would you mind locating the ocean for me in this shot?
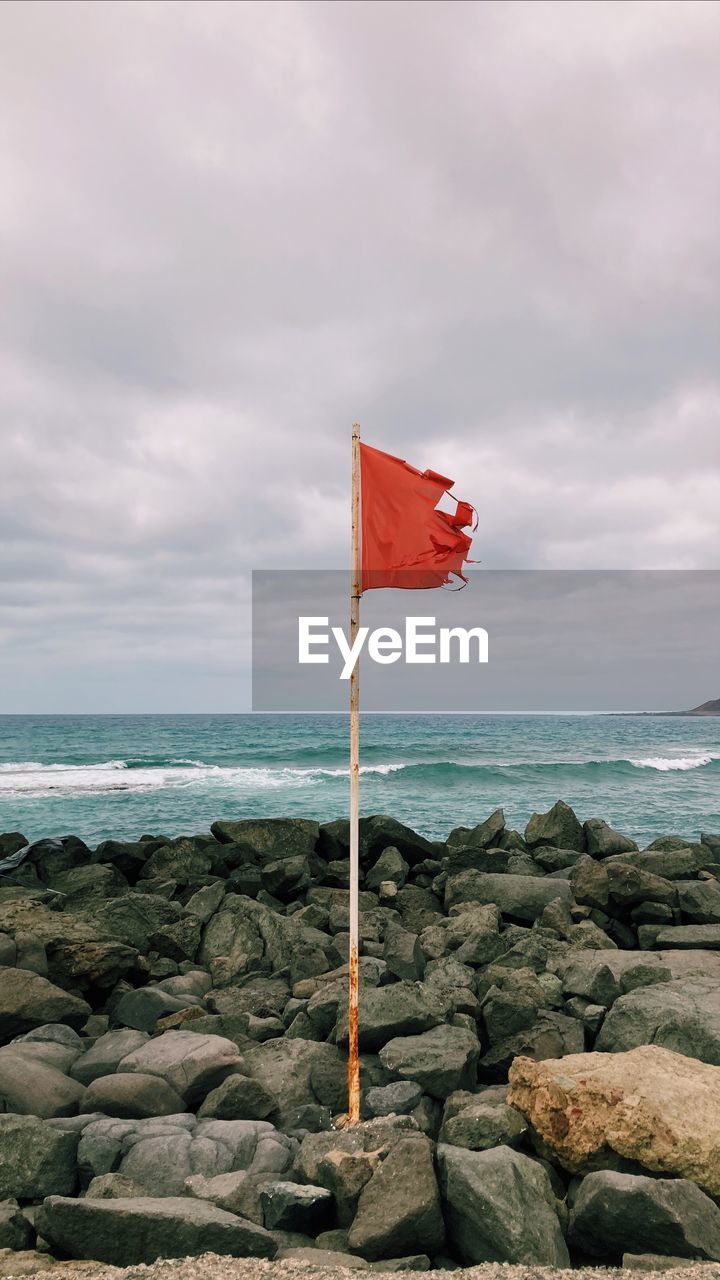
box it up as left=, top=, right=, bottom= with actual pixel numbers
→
left=1, top=713, right=719, bottom=849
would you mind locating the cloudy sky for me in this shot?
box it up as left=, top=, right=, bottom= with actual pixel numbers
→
left=1, top=0, right=719, bottom=712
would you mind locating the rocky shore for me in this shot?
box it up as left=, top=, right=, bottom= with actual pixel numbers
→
left=2, top=803, right=720, bottom=1274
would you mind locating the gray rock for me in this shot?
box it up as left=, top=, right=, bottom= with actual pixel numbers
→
left=80, top=1072, right=186, bottom=1118
left=444, top=872, right=571, bottom=920
left=595, top=979, right=720, bottom=1063
left=295, top=1117, right=420, bottom=1185
left=439, top=1099, right=527, bottom=1150
left=211, top=817, right=319, bottom=858
left=447, top=809, right=506, bottom=851
left=437, top=1143, right=569, bottom=1265
left=70, top=1029, right=150, bottom=1085
left=117, top=1029, right=242, bottom=1104
left=347, top=1136, right=444, bottom=1261
left=677, top=880, right=720, bottom=924
left=568, top=1170, right=720, bottom=1262
left=316, top=1150, right=380, bottom=1227
left=653, top=925, right=720, bottom=949
left=37, top=1194, right=277, bottom=1264
left=185, top=883, right=226, bottom=923
left=15, top=1023, right=84, bottom=1050
left=605, top=847, right=714, bottom=880
left=261, top=856, right=312, bottom=901
left=241, top=1039, right=344, bottom=1125
left=379, top=1024, right=479, bottom=1098
left=584, top=818, right=638, bottom=857
left=0, top=966, right=90, bottom=1038
left=114, top=986, right=205, bottom=1033
left=261, top=1180, right=333, bottom=1233
left=78, top=893, right=186, bottom=953
left=382, top=925, right=425, bottom=982
left=559, top=950, right=672, bottom=1007
left=0, top=1044, right=85, bottom=1118
left=85, top=1173, right=146, bottom=1199
left=364, top=1081, right=423, bottom=1117
left=0, top=1114, right=78, bottom=1199
left=525, top=801, right=585, bottom=852
left=199, top=893, right=327, bottom=986
left=336, top=982, right=449, bottom=1052
left=0, top=1199, right=33, bottom=1250
left=479, top=1010, right=584, bottom=1082
left=366, top=848, right=409, bottom=891
left=185, top=1170, right=258, bottom=1218
left=108, top=1117, right=294, bottom=1195
left=197, top=1073, right=276, bottom=1121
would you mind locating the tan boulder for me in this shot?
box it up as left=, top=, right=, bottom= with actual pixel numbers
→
left=508, top=1044, right=720, bottom=1195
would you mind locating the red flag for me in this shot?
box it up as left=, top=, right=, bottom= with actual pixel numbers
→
left=360, top=443, right=475, bottom=592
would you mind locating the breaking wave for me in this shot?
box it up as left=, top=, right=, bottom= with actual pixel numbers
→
left=0, top=750, right=718, bottom=796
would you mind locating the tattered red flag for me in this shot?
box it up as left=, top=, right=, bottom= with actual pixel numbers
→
left=360, top=443, right=475, bottom=592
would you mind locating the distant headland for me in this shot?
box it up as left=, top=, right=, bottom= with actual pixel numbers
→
left=630, top=696, right=720, bottom=717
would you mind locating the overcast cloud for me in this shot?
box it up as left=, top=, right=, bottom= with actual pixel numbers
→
left=1, top=0, right=719, bottom=711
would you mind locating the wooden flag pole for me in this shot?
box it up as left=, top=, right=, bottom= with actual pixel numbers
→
left=347, top=421, right=361, bottom=1125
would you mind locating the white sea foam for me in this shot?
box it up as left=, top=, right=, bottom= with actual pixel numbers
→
left=0, top=757, right=405, bottom=796
left=629, top=752, right=720, bottom=771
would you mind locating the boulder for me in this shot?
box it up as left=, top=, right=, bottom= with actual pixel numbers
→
left=0, top=1114, right=78, bottom=1198
left=508, top=1044, right=720, bottom=1194
left=0, top=967, right=90, bottom=1039
left=365, top=848, right=409, bottom=891
left=78, top=894, right=187, bottom=953
left=379, top=1025, right=479, bottom=1098
left=584, top=818, right=638, bottom=857
left=382, top=925, right=425, bottom=982
left=76, top=1115, right=294, bottom=1196
left=364, top=1081, right=423, bottom=1118
left=114, top=986, right=205, bottom=1033
left=444, top=872, right=571, bottom=920
left=0, top=1044, right=85, bottom=1117
left=525, top=801, right=585, bottom=852
left=241, top=1039, right=344, bottom=1124
left=211, top=817, right=319, bottom=857
left=70, top=1029, right=150, bottom=1085
left=652, top=925, right=720, bottom=949
left=37, top=1194, right=277, bottom=1264
left=197, top=1073, right=276, bottom=1121
left=0, top=1198, right=33, bottom=1251
left=199, top=893, right=326, bottom=985
left=439, top=1098, right=527, bottom=1150
left=437, top=1143, right=569, bottom=1265
left=605, top=847, right=713, bottom=880
left=559, top=950, right=672, bottom=1007
left=260, top=1181, right=333, bottom=1233
left=86, top=1173, right=146, bottom=1199
left=116, top=1030, right=242, bottom=1104
left=478, top=1010, right=584, bottom=1082
left=261, top=856, right=312, bottom=901
left=336, top=982, right=448, bottom=1052
left=595, top=979, right=720, bottom=1063
left=316, top=1150, right=380, bottom=1228
left=49, top=940, right=138, bottom=991
left=677, top=879, right=720, bottom=923
left=80, top=1072, right=186, bottom=1118
left=568, top=1170, right=720, bottom=1262
left=447, top=809, right=506, bottom=851
left=347, top=1136, right=444, bottom=1261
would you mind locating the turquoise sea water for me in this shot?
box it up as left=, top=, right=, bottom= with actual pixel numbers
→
left=1, top=714, right=719, bottom=848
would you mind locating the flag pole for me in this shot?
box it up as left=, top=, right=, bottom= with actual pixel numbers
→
left=348, top=421, right=361, bottom=1125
